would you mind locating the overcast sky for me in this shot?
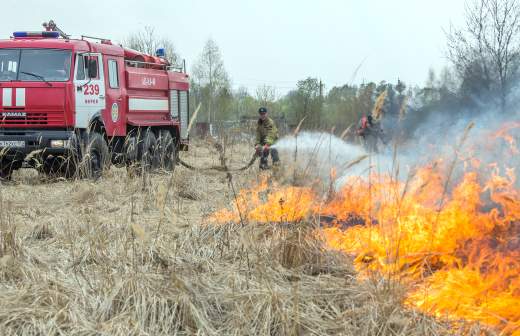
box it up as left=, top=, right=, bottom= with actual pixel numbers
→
left=1, top=0, right=466, bottom=95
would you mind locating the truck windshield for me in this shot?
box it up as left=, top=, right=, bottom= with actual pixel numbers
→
left=0, top=49, right=72, bottom=82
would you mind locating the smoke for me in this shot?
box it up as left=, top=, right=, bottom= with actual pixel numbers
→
left=272, top=105, right=520, bottom=190
left=272, top=132, right=392, bottom=186
left=273, top=132, right=366, bottom=173
left=404, top=105, right=520, bottom=167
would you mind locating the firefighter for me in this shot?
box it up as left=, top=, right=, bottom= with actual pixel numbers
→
left=357, top=114, right=386, bottom=153
left=255, top=107, right=280, bottom=170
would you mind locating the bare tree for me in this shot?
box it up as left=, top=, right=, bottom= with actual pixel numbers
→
left=256, top=85, right=277, bottom=111
left=192, top=39, right=230, bottom=123
left=447, top=0, right=520, bottom=112
left=124, top=26, right=180, bottom=65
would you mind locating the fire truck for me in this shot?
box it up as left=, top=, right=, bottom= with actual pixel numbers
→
left=0, top=22, right=189, bottom=179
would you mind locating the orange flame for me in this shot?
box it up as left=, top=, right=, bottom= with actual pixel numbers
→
left=210, top=177, right=316, bottom=223
left=491, top=121, right=520, bottom=155
left=320, top=166, right=519, bottom=334
left=211, top=134, right=520, bottom=334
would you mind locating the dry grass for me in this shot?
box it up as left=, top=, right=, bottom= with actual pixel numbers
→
left=0, top=138, right=473, bottom=335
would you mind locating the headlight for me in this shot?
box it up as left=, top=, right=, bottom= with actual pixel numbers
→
left=50, top=140, right=70, bottom=148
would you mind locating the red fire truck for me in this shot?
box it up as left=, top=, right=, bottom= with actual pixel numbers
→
left=0, top=23, right=189, bottom=180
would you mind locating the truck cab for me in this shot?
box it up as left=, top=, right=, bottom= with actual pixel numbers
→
left=0, top=29, right=189, bottom=180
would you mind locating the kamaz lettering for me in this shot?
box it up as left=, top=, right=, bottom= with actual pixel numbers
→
left=2, top=112, right=27, bottom=118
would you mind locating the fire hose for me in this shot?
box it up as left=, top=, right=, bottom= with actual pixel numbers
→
left=177, top=151, right=258, bottom=172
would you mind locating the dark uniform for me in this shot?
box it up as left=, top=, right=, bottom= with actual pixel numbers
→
left=255, top=108, right=280, bottom=170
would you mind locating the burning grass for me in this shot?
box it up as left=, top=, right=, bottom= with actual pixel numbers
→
left=210, top=130, right=520, bottom=335
left=211, top=168, right=519, bottom=334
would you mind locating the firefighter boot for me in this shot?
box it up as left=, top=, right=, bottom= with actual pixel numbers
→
left=259, top=150, right=270, bottom=170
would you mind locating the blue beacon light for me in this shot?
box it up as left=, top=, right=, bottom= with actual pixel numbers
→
left=13, top=31, right=60, bottom=38
left=156, top=48, right=165, bottom=57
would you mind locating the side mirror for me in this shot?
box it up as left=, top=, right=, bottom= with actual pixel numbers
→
left=88, top=59, right=98, bottom=78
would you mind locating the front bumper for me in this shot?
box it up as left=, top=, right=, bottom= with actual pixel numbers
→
left=0, top=129, right=75, bottom=160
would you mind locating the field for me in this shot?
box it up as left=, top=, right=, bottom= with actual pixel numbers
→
left=0, top=137, right=502, bottom=335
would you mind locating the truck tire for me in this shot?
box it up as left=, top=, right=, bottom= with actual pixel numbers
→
left=137, top=128, right=159, bottom=173
left=157, top=130, right=177, bottom=171
left=0, top=159, right=22, bottom=181
left=81, top=132, right=109, bottom=179
left=0, top=160, right=15, bottom=181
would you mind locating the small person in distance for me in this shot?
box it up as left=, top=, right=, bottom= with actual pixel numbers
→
left=254, top=107, right=280, bottom=170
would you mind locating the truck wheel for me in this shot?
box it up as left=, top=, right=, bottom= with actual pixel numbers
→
left=158, top=130, right=177, bottom=171
left=81, top=132, right=109, bottom=179
left=137, top=129, right=159, bottom=173
left=0, top=162, right=13, bottom=181
left=0, top=160, right=20, bottom=181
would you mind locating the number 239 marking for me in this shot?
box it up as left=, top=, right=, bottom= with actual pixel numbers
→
left=83, top=84, right=100, bottom=95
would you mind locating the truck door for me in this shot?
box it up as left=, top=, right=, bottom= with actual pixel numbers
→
left=103, top=56, right=125, bottom=136
left=73, top=53, right=106, bottom=129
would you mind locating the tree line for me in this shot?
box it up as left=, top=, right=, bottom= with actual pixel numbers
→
left=125, top=0, right=520, bottom=139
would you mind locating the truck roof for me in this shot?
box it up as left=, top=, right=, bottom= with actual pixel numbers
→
left=0, top=36, right=188, bottom=82
left=0, top=37, right=124, bottom=57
